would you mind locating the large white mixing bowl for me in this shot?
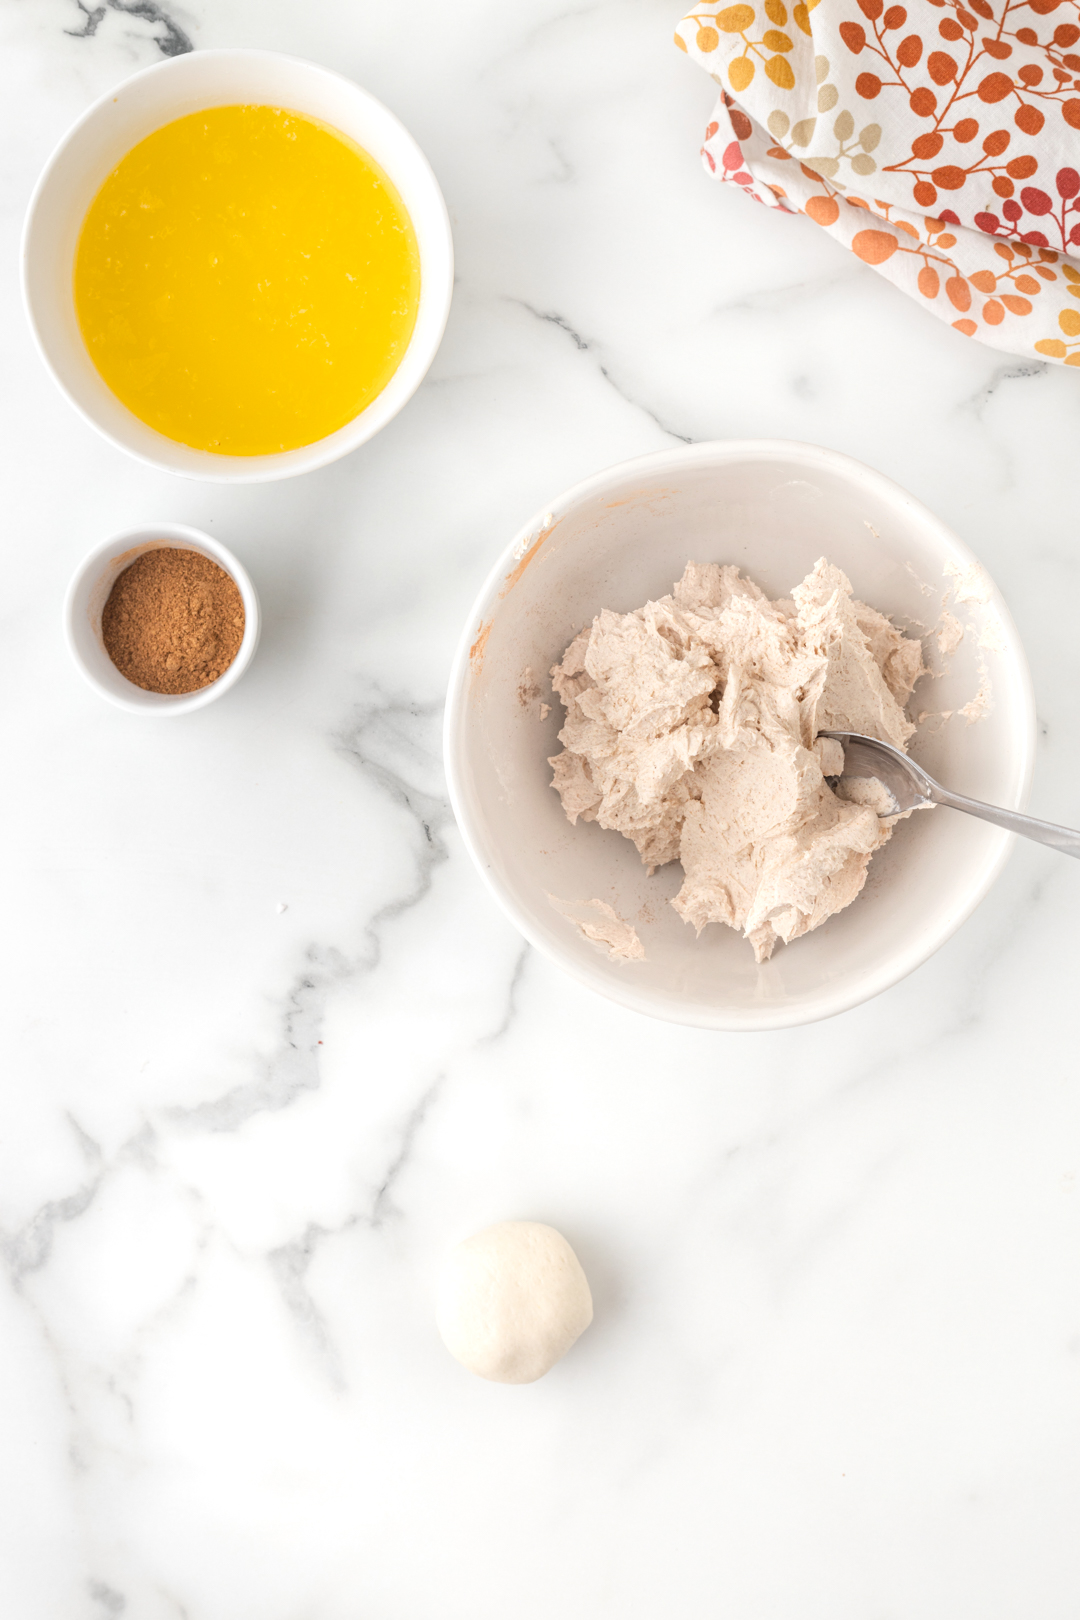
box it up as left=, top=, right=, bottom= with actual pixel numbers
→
left=444, top=441, right=1035, bottom=1031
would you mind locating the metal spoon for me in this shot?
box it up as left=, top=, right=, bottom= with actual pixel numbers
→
left=821, top=730, right=1080, bottom=859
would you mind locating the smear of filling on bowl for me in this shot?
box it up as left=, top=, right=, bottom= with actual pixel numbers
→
left=74, top=105, right=420, bottom=456
left=549, top=559, right=926, bottom=963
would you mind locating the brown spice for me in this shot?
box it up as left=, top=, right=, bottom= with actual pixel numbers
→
left=102, top=547, right=245, bottom=695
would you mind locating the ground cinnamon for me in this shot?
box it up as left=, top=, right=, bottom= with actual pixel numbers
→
left=101, top=547, right=245, bottom=695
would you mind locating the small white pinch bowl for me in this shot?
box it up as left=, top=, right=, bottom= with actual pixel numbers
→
left=64, top=523, right=260, bottom=717
left=22, top=49, right=453, bottom=483
left=444, top=440, right=1036, bottom=1031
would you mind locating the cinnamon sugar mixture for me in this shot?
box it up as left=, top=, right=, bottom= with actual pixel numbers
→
left=101, top=547, right=245, bottom=695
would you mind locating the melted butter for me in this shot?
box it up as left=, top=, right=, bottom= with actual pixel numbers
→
left=74, top=104, right=421, bottom=455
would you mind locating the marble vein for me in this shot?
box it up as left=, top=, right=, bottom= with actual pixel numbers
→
left=169, top=947, right=349, bottom=1134
left=169, top=695, right=451, bottom=1137
left=64, top=0, right=193, bottom=55
left=268, top=1224, right=346, bottom=1388
left=962, top=359, right=1047, bottom=420
left=369, top=1074, right=444, bottom=1228
left=88, top=1578, right=126, bottom=1616
left=515, top=299, right=694, bottom=442
left=1, top=1119, right=103, bottom=1284
left=478, top=942, right=530, bottom=1045
left=267, top=1074, right=444, bottom=1384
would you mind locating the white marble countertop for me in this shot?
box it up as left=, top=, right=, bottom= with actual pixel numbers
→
left=4, top=2, right=1080, bottom=1616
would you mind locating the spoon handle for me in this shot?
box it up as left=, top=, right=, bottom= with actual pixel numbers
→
left=931, top=787, right=1080, bottom=859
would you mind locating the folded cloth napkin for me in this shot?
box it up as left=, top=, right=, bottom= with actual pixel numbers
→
left=676, top=0, right=1080, bottom=363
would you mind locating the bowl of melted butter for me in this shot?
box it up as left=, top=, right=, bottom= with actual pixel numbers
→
left=23, top=50, right=453, bottom=481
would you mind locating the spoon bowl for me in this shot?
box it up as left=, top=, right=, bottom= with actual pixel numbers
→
left=825, top=731, right=1080, bottom=859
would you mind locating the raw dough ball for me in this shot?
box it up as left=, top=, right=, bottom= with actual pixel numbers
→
left=436, top=1221, right=593, bottom=1384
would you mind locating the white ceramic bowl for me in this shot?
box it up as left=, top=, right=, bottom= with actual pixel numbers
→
left=64, top=523, right=260, bottom=716
left=445, top=441, right=1036, bottom=1031
left=22, top=49, right=453, bottom=483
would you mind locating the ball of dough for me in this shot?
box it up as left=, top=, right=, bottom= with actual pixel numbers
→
left=436, top=1221, right=593, bottom=1384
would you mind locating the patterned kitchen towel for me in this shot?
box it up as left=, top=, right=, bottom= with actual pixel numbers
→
left=675, top=0, right=1080, bottom=363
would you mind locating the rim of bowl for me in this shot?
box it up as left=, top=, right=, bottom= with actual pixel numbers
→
left=64, top=523, right=261, bottom=716
left=444, top=438, right=1038, bottom=1031
left=21, top=49, right=454, bottom=484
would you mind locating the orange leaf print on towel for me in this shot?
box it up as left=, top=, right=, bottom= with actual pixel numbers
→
left=676, top=0, right=1080, bottom=364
